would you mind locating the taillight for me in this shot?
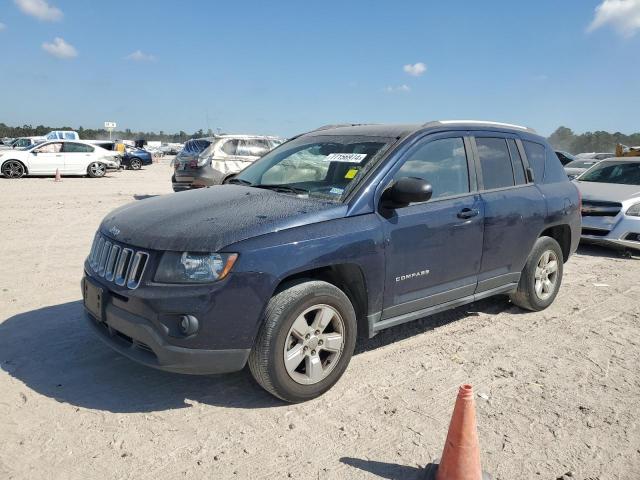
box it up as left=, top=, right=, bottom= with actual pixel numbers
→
left=189, top=160, right=197, bottom=168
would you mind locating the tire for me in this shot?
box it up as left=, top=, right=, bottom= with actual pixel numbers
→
left=510, top=236, right=564, bottom=311
left=87, top=162, right=106, bottom=178
left=2, top=160, right=26, bottom=179
left=248, top=280, right=357, bottom=403
left=129, top=158, right=142, bottom=170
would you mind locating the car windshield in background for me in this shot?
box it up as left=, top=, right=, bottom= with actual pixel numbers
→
left=566, top=160, right=599, bottom=169
left=578, top=160, right=640, bottom=185
left=234, top=135, right=394, bottom=201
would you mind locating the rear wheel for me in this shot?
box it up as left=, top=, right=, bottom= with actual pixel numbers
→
left=2, top=160, right=26, bottom=179
left=129, top=158, right=142, bottom=170
left=249, top=280, right=357, bottom=402
left=510, top=236, right=564, bottom=311
left=87, top=162, right=106, bottom=178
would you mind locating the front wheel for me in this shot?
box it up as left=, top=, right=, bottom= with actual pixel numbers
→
left=248, top=280, right=357, bottom=403
left=87, top=162, right=106, bottom=178
left=129, top=158, right=142, bottom=170
left=2, top=160, right=26, bottom=179
left=510, top=236, right=564, bottom=311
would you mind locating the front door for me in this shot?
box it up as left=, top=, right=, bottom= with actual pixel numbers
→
left=381, top=134, right=484, bottom=320
left=29, top=142, right=64, bottom=174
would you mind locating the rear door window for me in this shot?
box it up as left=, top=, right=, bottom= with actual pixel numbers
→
left=221, top=140, right=238, bottom=155
left=63, top=143, right=94, bottom=153
left=522, top=141, right=546, bottom=182
left=237, top=139, right=270, bottom=157
left=475, top=137, right=515, bottom=190
left=507, top=139, right=527, bottom=185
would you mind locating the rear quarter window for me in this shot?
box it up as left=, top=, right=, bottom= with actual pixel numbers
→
left=544, top=146, right=568, bottom=183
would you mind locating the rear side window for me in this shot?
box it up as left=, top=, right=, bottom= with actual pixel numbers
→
left=237, top=139, right=270, bottom=157
left=394, top=137, right=470, bottom=200
left=544, top=146, right=569, bottom=183
left=476, top=137, right=514, bottom=190
left=221, top=139, right=238, bottom=155
left=507, top=139, right=527, bottom=185
left=523, top=141, right=545, bottom=182
left=63, top=143, right=94, bottom=153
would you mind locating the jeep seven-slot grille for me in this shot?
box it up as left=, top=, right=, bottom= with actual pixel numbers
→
left=88, top=234, right=149, bottom=289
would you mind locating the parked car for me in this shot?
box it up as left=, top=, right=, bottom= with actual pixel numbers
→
left=0, top=136, right=45, bottom=150
left=82, top=121, right=580, bottom=402
left=564, top=159, right=602, bottom=179
left=575, top=158, right=640, bottom=251
left=1, top=140, right=119, bottom=179
left=555, top=150, right=575, bottom=166
left=45, top=130, right=80, bottom=141
left=575, top=152, right=615, bottom=161
left=172, top=135, right=284, bottom=192
left=121, top=146, right=153, bottom=170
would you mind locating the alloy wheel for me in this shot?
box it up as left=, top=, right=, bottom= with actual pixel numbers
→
left=2, top=161, right=25, bottom=179
left=283, top=304, right=345, bottom=385
left=534, top=250, right=559, bottom=300
left=90, top=162, right=106, bottom=177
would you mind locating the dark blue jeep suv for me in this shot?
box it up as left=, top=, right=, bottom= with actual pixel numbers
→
left=82, top=121, right=581, bottom=402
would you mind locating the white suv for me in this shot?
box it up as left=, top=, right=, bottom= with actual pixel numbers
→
left=1, top=140, right=120, bottom=179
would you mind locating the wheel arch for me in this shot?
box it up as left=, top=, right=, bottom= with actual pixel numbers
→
left=1, top=158, right=29, bottom=175
left=539, top=224, right=571, bottom=262
left=273, top=263, right=369, bottom=339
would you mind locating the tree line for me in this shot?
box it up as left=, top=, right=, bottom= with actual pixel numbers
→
left=548, top=126, right=640, bottom=154
left=0, top=123, right=218, bottom=143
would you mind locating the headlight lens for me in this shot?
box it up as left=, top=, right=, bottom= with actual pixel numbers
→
left=155, top=252, right=238, bottom=283
left=626, top=203, right=640, bottom=217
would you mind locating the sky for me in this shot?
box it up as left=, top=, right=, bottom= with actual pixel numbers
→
left=1, top=0, right=639, bottom=137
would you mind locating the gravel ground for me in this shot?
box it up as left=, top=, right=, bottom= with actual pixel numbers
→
left=1, top=161, right=639, bottom=480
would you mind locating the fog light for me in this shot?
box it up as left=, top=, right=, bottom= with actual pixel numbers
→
left=179, top=315, right=199, bottom=336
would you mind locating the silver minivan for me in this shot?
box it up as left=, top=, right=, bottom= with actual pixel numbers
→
left=172, top=135, right=283, bottom=192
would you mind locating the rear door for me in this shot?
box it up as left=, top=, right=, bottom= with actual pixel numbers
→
left=62, top=142, right=95, bottom=173
left=471, top=133, right=545, bottom=292
left=29, top=142, right=64, bottom=174
left=380, top=133, right=484, bottom=319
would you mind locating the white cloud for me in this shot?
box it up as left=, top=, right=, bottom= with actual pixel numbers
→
left=14, top=0, right=62, bottom=22
left=385, top=84, right=411, bottom=93
left=0, top=22, right=6, bottom=31
left=125, top=50, right=156, bottom=62
left=42, top=37, right=77, bottom=59
left=403, top=62, right=427, bottom=77
left=588, top=0, right=640, bottom=37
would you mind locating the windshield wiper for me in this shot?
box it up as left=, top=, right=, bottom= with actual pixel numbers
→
left=227, top=178, right=253, bottom=186
left=254, top=184, right=309, bottom=195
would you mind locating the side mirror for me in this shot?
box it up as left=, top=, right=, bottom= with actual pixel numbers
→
left=381, top=177, right=432, bottom=208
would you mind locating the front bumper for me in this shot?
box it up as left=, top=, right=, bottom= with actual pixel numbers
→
left=581, top=213, right=640, bottom=251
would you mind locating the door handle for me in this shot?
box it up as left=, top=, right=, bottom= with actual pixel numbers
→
left=55, top=154, right=62, bottom=157
left=457, top=208, right=479, bottom=219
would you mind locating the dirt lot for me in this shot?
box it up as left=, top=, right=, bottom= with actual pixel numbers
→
left=1, top=161, right=639, bottom=480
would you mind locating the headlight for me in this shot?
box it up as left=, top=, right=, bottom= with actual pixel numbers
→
left=626, top=203, right=640, bottom=217
left=155, top=252, right=238, bottom=283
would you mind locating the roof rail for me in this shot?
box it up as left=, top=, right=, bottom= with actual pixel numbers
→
left=310, top=123, right=374, bottom=132
left=423, top=120, right=537, bottom=133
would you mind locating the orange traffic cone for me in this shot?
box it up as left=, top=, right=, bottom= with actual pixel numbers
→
left=54, top=168, right=62, bottom=182
left=424, top=384, right=492, bottom=479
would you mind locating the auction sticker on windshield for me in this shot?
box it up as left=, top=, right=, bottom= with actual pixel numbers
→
left=325, top=153, right=367, bottom=163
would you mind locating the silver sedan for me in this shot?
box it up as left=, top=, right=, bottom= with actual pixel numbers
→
left=574, top=158, right=640, bottom=251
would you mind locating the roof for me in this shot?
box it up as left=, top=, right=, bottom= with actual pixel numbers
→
left=304, top=120, right=537, bottom=138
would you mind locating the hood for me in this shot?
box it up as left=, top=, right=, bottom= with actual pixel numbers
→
left=575, top=180, right=640, bottom=203
left=100, top=185, right=347, bottom=251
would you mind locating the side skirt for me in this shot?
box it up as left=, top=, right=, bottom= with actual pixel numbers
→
left=367, top=283, right=518, bottom=337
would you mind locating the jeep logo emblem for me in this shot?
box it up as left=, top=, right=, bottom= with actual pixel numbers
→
left=109, top=226, right=121, bottom=237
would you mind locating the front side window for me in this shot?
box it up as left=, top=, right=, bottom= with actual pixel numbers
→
left=476, top=137, right=514, bottom=190
left=34, top=142, right=62, bottom=153
left=394, top=137, right=470, bottom=199
left=234, top=135, right=394, bottom=201
left=579, top=161, right=640, bottom=185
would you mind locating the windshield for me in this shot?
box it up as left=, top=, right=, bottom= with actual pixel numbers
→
left=234, top=135, right=395, bottom=201
left=566, top=160, right=599, bottom=169
left=578, top=160, right=640, bottom=185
